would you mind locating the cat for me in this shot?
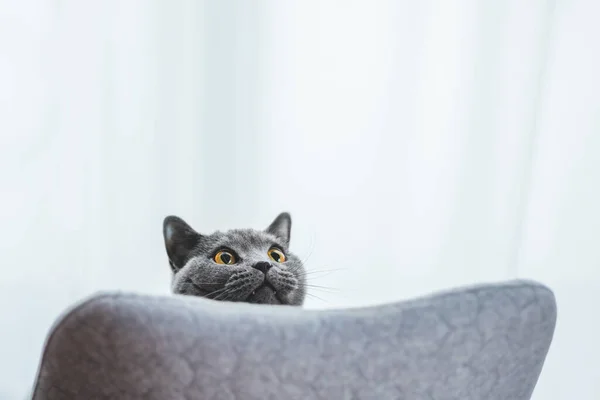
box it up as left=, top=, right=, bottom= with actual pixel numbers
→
left=162, top=212, right=306, bottom=306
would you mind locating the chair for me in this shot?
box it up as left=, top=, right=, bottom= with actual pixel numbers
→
left=31, top=280, right=556, bottom=399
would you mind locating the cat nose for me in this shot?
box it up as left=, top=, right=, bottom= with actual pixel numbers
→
left=253, top=261, right=272, bottom=274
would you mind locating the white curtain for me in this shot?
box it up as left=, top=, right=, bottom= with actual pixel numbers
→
left=1, top=1, right=598, bottom=398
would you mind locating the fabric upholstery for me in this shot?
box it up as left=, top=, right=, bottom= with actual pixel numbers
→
left=31, top=280, right=556, bottom=400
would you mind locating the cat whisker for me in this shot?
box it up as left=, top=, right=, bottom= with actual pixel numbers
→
left=304, top=292, right=330, bottom=304
left=211, top=289, right=235, bottom=301
left=296, top=269, right=349, bottom=282
left=297, top=267, right=349, bottom=276
left=184, top=277, right=229, bottom=287
left=299, top=232, right=316, bottom=264
left=299, top=283, right=340, bottom=293
left=204, top=287, right=231, bottom=299
left=191, top=282, right=228, bottom=286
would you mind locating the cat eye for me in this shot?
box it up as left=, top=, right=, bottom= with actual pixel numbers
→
left=214, top=250, right=236, bottom=265
left=268, top=247, right=286, bottom=263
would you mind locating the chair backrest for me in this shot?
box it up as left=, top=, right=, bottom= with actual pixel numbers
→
left=31, top=280, right=556, bottom=400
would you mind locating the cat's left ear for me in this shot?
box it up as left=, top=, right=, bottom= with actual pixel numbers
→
left=266, top=212, right=292, bottom=245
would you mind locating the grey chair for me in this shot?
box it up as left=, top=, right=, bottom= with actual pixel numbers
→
left=31, top=280, right=556, bottom=400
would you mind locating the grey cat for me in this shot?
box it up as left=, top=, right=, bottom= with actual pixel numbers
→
left=162, top=212, right=306, bottom=306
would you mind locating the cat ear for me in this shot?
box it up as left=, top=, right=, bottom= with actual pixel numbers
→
left=163, top=216, right=202, bottom=271
left=266, top=212, right=292, bottom=245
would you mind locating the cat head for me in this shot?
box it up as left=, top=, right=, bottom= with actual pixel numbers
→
left=162, top=212, right=306, bottom=306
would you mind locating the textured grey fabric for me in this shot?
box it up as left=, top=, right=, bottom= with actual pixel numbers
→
left=31, top=280, right=556, bottom=400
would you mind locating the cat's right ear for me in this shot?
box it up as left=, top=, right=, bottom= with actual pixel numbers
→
left=163, top=216, right=202, bottom=272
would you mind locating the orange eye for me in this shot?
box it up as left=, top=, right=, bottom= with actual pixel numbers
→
left=214, top=250, right=236, bottom=265
left=268, top=248, right=286, bottom=263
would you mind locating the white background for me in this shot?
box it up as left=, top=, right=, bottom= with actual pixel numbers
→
left=1, top=1, right=598, bottom=398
